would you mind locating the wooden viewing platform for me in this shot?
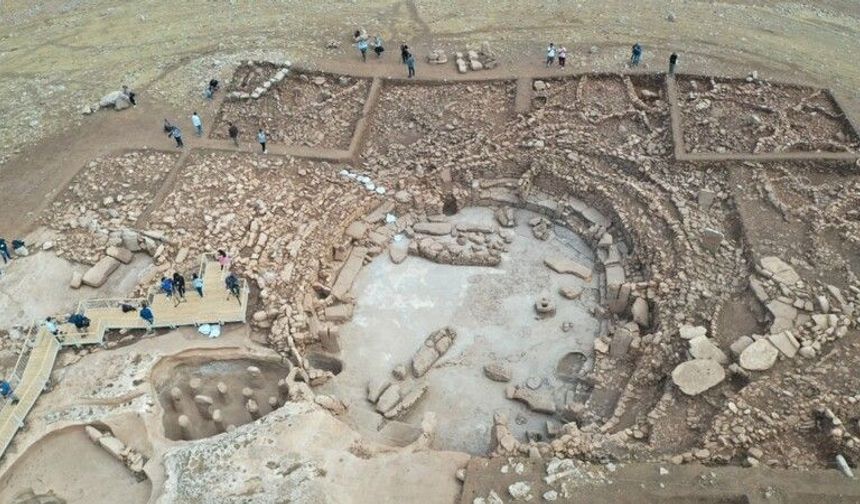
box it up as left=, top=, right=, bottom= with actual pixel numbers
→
left=0, top=255, right=249, bottom=459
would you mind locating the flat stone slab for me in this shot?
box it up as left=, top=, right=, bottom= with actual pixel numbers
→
left=324, top=303, right=353, bottom=322
left=605, top=263, right=625, bottom=288
left=82, top=256, right=121, bottom=287
left=484, top=363, right=512, bottom=382
left=544, top=256, right=592, bottom=281
left=688, top=336, right=729, bottom=364
left=767, top=331, right=800, bottom=358
left=739, top=339, right=780, bottom=371
left=331, top=247, right=368, bottom=301
left=672, top=359, right=725, bottom=396
left=345, top=221, right=368, bottom=240
left=414, top=222, right=453, bottom=236
left=679, top=325, right=707, bottom=340
left=761, top=256, right=800, bottom=285
left=106, top=246, right=133, bottom=264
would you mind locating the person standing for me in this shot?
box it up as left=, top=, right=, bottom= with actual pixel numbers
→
left=0, top=379, right=19, bottom=403
left=139, top=302, right=154, bottom=333
left=669, top=52, right=679, bottom=75
left=257, top=129, right=267, bottom=153
left=228, top=122, right=239, bottom=147
left=373, top=34, right=385, bottom=58
left=169, top=125, right=183, bottom=148
left=400, top=44, right=410, bottom=64
left=192, top=273, right=204, bottom=297
left=43, top=317, right=60, bottom=336
left=0, top=238, right=10, bottom=264
left=163, top=118, right=174, bottom=134
left=217, top=249, right=231, bottom=270
left=161, top=276, right=179, bottom=307
left=406, top=52, right=416, bottom=78
left=357, top=37, right=369, bottom=62
left=191, top=112, right=203, bottom=136
left=631, top=43, right=643, bottom=66
left=173, top=272, right=187, bottom=302
left=558, top=46, right=568, bottom=68
left=546, top=43, right=556, bottom=67
left=225, top=273, right=241, bottom=302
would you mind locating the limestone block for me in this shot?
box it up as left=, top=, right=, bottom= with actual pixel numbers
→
left=82, top=256, right=121, bottom=287
left=671, top=359, right=725, bottom=395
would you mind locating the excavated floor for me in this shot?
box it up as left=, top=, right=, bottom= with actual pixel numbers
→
left=323, top=207, right=601, bottom=454
left=0, top=426, right=151, bottom=504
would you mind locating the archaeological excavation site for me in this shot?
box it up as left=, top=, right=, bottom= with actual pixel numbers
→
left=2, top=27, right=860, bottom=504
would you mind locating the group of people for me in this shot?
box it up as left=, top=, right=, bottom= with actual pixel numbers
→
left=545, top=42, right=680, bottom=74
left=162, top=115, right=269, bottom=153
left=353, top=31, right=415, bottom=78
left=138, top=249, right=242, bottom=332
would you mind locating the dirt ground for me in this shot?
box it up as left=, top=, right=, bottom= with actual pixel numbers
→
left=2, top=0, right=860, bottom=239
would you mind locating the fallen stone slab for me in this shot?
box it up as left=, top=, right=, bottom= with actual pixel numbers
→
left=389, top=244, right=408, bottom=264
left=82, top=256, right=121, bottom=287
left=559, top=285, right=582, bottom=300
left=331, top=246, right=368, bottom=301
left=688, top=336, right=729, bottom=364
left=384, top=383, right=428, bottom=419
left=631, top=297, right=650, bottom=327
left=511, top=386, right=556, bottom=414
left=376, top=384, right=401, bottom=413
left=679, top=325, right=707, bottom=340
left=345, top=221, right=369, bottom=240
left=671, top=359, right=725, bottom=396
left=730, top=335, right=754, bottom=357
left=69, top=271, right=83, bottom=289
left=106, top=245, right=133, bottom=264
left=367, top=378, right=390, bottom=403
left=760, top=256, right=800, bottom=285
left=739, top=339, right=779, bottom=371
left=413, top=222, right=453, bottom=236
left=766, top=299, right=797, bottom=333
left=412, top=327, right=457, bottom=377
left=544, top=256, right=592, bottom=281
left=324, top=303, right=353, bottom=322
left=484, top=363, right=512, bottom=382
left=767, top=331, right=800, bottom=358
left=412, top=346, right=440, bottom=378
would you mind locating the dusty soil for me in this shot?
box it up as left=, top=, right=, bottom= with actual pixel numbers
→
left=0, top=426, right=151, bottom=504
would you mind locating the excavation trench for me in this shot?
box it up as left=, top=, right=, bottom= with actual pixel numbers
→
left=320, top=207, right=602, bottom=454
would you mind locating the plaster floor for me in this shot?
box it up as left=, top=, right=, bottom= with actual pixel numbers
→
left=325, top=207, right=600, bottom=454
left=0, top=248, right=153, bottom=330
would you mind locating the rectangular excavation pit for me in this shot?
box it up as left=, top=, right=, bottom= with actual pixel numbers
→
left=212, top=65, right=372, bottom=150
left=675, top=75, right=860, bottom=156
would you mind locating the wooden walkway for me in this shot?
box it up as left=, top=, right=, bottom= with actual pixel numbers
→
left=0, top=256, right=248, bottom=459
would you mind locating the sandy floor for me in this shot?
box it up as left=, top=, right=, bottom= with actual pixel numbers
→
left=325, top=207, right=600, bottom=454
left=0, top=242, right=153, bottom=328
left=0, top=426, right=151, bottom=504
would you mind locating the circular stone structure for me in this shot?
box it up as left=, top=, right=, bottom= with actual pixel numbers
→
left=321, top=207, right=600, bottom=454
